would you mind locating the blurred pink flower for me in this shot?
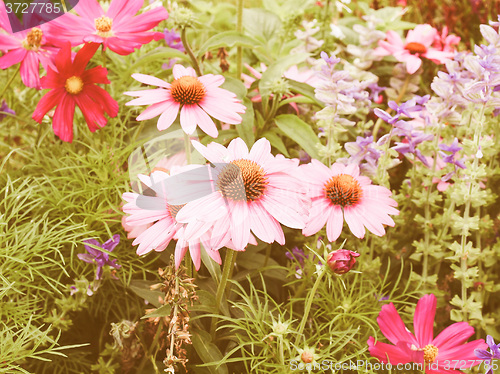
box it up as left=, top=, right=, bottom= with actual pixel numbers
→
left=375, top=24, right=457, bottom=74
left=368, top=294, right=487, bottom=372
left=301, top=161, right=399, bottom=241
left=125, top=65, right=246, bottom=137
left=0, top=22, right=59, bottom=89
left=45, top=0, right=168, bottom=55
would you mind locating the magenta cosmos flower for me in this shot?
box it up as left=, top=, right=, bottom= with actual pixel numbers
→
left=301, top=161, right=398, bottom=242
left=0, top=18, right=59, bottom=89
left=175, top=138, right=309, bottom=251
left=375, top=24, right=457, bottom=74
left=32, top=42, right=118, bottom=142
left=123, top=167, right=229, bottom=270
left=368, top=294, right=487, bottom=372
left=45, top=0, right=168, bottom=55
left=124, top=64, right=246, bottom=138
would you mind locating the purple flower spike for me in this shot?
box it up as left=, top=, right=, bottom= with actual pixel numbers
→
left=320, top=51, right=340, bottom=65
left=78, top=234, right=121, bottom=280
left=439, top=138, right=466, bottom=169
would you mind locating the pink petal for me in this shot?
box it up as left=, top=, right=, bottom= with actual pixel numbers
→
left=377, top=303, right=418, bottom=346
left=0, top=48, right=27, bottom=69
left=188, top=242, right=202, bottom=270
left=173, top=64, right=197, bottom=79
left=136, top=100, right=172, bottom=120
left=302, top=198, right=330, bottom=237
left=131, top=73, right=170, bottom=88
left=414, top=294, right=436, bottom=346
left=437, top=339, right=488, bottom=362
left=179, top=105, right=199, bottom=134
left=198, top=74, right=225, bottom=89
left=343, top=206, right=366, bottom=239
left=52, top=94, right=75, bottom=142
left=367, top=337, right=411, bottom=365
left=157, top=101, right=180, bottom=130
left=248, top=138, right=272, bottom=165
left=191, top=140, right=226, bottom=163
left=432, top=322, right=475, bottom=352
left=229, top=201, right=251, bottom=250
left=326, top=204, right=344, bottom=241
left=248, top=201, right=283, bottom=243
left=227, top=137, right=249, bottom=160
left=260, top=189, right=306, bottom=229
left=75, top=0, right=103, bottom=19
left=191, top=106, right=218, bottom=137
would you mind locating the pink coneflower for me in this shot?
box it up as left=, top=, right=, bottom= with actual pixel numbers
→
left=368, top=294, right=487, bottom=372
left=32, top=42, right=118, bottom=142
left=175, top=138, right=309, bottom=251
left=125, top=64, right=246, bottom=137
left=301, top=161, right=398, bottom=241
left=123, top=167, right=225, bottom=270
left=0, top=21, right=59, bottom=89
left=375, top=24, right=457, bottom=74
left=45, top=0, right=168, bottom=55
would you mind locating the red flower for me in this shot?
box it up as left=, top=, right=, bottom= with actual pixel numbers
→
left=368, top=294, right=487, bottom=373
left=33, top=42, right=118, bottom=142
left=326, top=249, right=360, bottom=274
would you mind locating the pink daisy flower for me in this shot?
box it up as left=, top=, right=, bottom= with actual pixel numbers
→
left=375, top=24, right=457, bottom=74
left=123, top=167, right=231, bottom=270
left=368, top=294, right=487, bottom=372
left=125, top=64, right=246, bottom=138
left=32, top=42, right=118, bottom=142
left=0, top=15, right=59, bottom=89
left=301, top=161, right=399, bottom=242
left=45, top=0, right=168, bottom=55
left=175, top=138, right=309, bottom=251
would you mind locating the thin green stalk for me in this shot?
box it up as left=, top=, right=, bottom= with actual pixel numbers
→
left=183, top=132, right=192, bottom=164
left=210, top=249, right=235, bottom=337
left=295, top=266, right=327, bottom=344
left=0, top=64, right=21, bottom=102
left=236, top=0, right=243, bottom=79
left=181, top=28, right=202, bottom=76
left=136, top=317, right=164, bottom=373
left=101, top=46, right=107, bottom=70
left=459, top=103, right=486, bottom=321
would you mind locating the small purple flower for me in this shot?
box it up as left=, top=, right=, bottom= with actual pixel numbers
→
left=0, top=100, right=15, bottom=121
left=320, top=51, right=340, bottom=66
left=475, top=335, right=500, bottom=374
left=164, top=29, right=184, bottom=52
left=78, top=235, right=121, bottom=280
left=439, top=138, right=466, bottom=169
left=285, top=247, right=307, bottom=266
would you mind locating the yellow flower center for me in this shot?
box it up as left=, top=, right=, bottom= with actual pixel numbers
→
left=405, top=42, right=427, bottom=55
left=217, top=160, right=268, bottom=202
left=65, top=76, right=84, bottom=95
left=170, top=76, right=206, bottom=105
left=323, top=174, right=363, bottom=207
left=24, top=28, right=43, bottom=50
left=95, top=16, right=113, bottom=36
left=423, top=344, right=439, bottom=363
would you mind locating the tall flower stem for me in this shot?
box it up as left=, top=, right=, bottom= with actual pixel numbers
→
left=295, top=266, right=327, bottom=344
left=210, top=248, right=236, bottom=337
left=459, top=103, right=486, bottom=321
left=236, top=0, right=244, bottom=79
left=183, top=132, right=192, bottom=164
left=0, top=64, right=21, bottom=102
left=181, top=28, right=202, bottom=76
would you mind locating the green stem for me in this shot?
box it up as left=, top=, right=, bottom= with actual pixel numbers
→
left=210, top=249, right=235, bottom=337
left=460, top=103, right=486, bottom=321
left=295, top=266, right=326, bottom=344
left=181, top=28, right=202, bottom=76
left=236, top=0, right=243, bottom=79
left=183, top=132, right=192, bottom=164
left=0, top=64, right=21, bottom=102
left=101, top=46, right=107, bottom=70
left=137, top=317, right=164, bottom=373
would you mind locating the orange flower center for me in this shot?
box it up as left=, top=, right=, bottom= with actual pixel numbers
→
left=423, top=344, right=438, bottom=363
left=95, top=16, right=113, bottom=36
left=168, top=203, right=185, bottom=219
left=217, top=160, right=268, bottom=202
left=24, top=28, right=43, bottom=49
left=170, top=76, right=206, bottom=105
left=65, top=76, right=84, bottom=95
left=324, top=174, right=362, bottom=207
left=405, top=42, right=427, bottom=55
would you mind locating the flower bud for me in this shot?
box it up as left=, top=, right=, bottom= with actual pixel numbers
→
left=326, top=249, right=360, bottom=274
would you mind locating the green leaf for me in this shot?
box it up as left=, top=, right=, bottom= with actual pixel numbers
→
left=200, top=244, right=221, bottom=283
left=127, top=48, right=188, bottom=73
left=286, top=79, right=324, bottom=107
left=274, top=114, right=319, bottom=159
left=141, top=304, right=171, bottom=319
left=197, top=31, right=260, bottom=57
left=221, top=76, right=247, bottom=99
left=191, top=328, right=228, bottom=374
left=259, top=53, right=310, bottom=97
left=129, top=280, right=164, bottom=308
left=243, top=8, right=282, bottom=44
left=261, top=130, right=289, bottom=156
left=237, top=98, right=255, bottom=148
